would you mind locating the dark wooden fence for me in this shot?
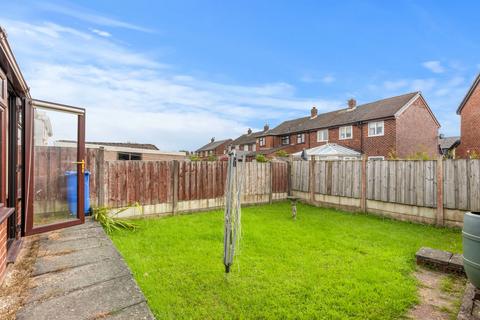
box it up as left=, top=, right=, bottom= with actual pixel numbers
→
left=33, top=147, right=289, bottom=215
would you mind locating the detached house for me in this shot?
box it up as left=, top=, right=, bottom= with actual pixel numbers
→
left=195, top=137, right=232, bottom=159
left=256, top=92, right=440, bottom=159
left=456, top=73, right=480, bottom=158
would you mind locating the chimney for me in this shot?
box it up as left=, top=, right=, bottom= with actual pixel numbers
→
left=348, top=98, right=357, bottom=109
left=264, top=124, right=269, bottom=132
left=310, top=106, right=318, bottom=118
left=211, top=137, right=215, bottom=143
left=247, top=128, right=252, bottom=135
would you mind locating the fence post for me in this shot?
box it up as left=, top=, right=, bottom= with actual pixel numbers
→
left=309, top=156, right=315, bottom=203
left=436, top=157, right=444, bottom=226
left=172, top=160, right=179, bottom=215
left=97, top=147, right=106, bottom=207
left=360, top=155, right=367, bottom=212
left=287, top=160, right=292, bottom=196
left=269, top=162, right=273, bottom=204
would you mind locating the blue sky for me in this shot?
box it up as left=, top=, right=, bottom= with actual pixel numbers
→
left=1, top=0, right=479, bottom=150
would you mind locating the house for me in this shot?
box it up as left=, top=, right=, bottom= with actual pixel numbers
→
left=230, top=126, right=269, bottom=152
left=195, top=137, right=232, bottom=159
left=256, top=92, right=440, bottom=160
left=438, top=136, right=460, bottom=158
left=0, top=26, right=88, bottom=283
left=55, top=140, right=186, bottom=161
left=456, top=73, right=480, bottom=158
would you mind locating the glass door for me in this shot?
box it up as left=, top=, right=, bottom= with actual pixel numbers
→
left=25, top=100, right=85, bottom=235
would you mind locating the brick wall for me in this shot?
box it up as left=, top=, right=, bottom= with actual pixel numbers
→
left=396, top=97, right=439, bottom=158
left=457, top=83, right=480, bottom=158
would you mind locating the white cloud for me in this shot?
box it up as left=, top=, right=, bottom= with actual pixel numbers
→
left=38, top=2, right=153, bottom=33
left=422, top=60, right=445, bottom=73
left=90, top=28, right=111, bottom=37
left=300, top=74, right=335, bottom=84
left=1, top=18, right=340, bottom=151
left=383, top=80, right=408, bottom=91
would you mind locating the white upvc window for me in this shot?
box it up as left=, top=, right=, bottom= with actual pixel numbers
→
left=235, top=145, right=240, bottom=150
left=339, top=126, right=353, bottom=140
left=252, top=144, right=256, bottom=151
left=243, top=145, right=249, bottom=151
left=259, top=137, right=266, bottom=147
left=296, top=133, right=305, bottom=144
left=368, top=121, right=384, bottom=137
left=368, top=156, right=385, bottom=160
left=317, top=129, right=328, bottom=142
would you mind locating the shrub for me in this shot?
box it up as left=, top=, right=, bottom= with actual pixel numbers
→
left=189, top=155, right=200, bottom=161
left=469, top=150, right=480, bottom=159
left=207, top=155, right=217, bottom=161
left=255, top=154, right=268, bottom=162
left=275, top=150, right=289, bottom=157
left=406, top=151, right=431, bottom=160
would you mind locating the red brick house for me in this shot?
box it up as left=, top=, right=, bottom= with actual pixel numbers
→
left=229, top=125, right=269, bottom=153
left=256, top=92, right=440, bottom=159
left=456, top=73, right=480, bottom=158
left=195, top=137, right=232, bottom=159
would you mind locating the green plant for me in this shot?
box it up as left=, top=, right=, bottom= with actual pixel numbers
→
left=275, top=150, right=289, bottom=157
left=93, top=204, right=139, bottom=234
left=406, top=151, right=431, bottom=160
left=189, top=155, right=200, bottom=161
left=207, top=155, right=217, bottom=161
left=255, top=154, right=268, bottom=162
left=469, top=150, right=480, bottom=159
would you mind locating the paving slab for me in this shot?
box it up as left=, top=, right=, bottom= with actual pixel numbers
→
left=27, top=259, right=131, bottom=303
left=33, top=244, right=120, bottom=276
left=17, top=275, right=146, bottom=320
left=40, top=226, right=105, bottom=242
left=17, top=219, right=154, bottom=319
left=37, top=236, right=111, bottom=255
left=105, top=302, right=155, bottom=320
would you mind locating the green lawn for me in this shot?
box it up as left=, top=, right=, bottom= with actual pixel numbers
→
left=109, top=202, right=462, bottom=320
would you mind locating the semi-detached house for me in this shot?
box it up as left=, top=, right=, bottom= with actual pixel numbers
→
left=256, top=92, right=440, bottom=160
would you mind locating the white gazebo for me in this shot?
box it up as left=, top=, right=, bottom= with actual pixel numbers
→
left=293, top=143, right=361, bottom=160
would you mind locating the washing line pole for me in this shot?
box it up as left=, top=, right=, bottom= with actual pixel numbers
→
left=223, top=150, right=245, bottom=273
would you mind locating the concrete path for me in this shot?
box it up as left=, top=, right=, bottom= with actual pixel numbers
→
left=16, top=219, right=155, bottom=320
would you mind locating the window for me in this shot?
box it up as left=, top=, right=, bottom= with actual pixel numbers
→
left=259, top=137, right=266, bottom=147
left=339, top=126, right=352, bottom=140
left=368, top=121, right=384, bottom=137
left=243, top=145, right=249, bottom=151
left=317, top=129, right=328, bottom=142
left=252, top=144, right=256, bottom=151
left=281, top=135, right=290, bottom=145
left=296, top=133, right=305, bottom=144
left=118, top=152, right=142, bottom=160
left=368, top=156, right=385, bottom=161
left=235, top=145, right=240, bottom=150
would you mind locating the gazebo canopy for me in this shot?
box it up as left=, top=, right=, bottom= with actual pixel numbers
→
left=293, top=143, right=361, bottom=159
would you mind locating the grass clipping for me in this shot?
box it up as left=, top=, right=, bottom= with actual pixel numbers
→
left=93, top=204, right=139, bottom=234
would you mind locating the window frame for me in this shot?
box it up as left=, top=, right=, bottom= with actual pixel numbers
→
left=317, top=129, right=328, bottom=142
left=296, top=133, right=305, bottom=144
left=281, top=135, right=290, bottom=145
left=339, top=126, right=353, bottom=140
left=258, top=137, right=266, bottom=147
left=368, top=121, right=384, bottom=137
